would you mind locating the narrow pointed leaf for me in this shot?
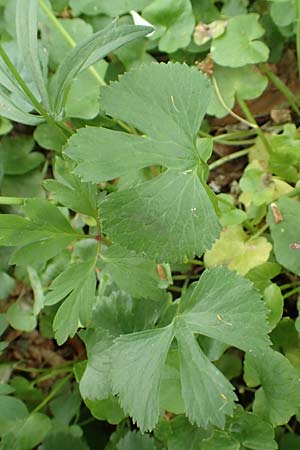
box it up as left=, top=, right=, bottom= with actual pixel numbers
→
left=53, top=21, right=152, bottom=115
left=16, top=0, right=50, bottom=110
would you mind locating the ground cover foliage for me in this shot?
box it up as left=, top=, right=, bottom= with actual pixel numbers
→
left=0, top=0, right=300, bottom=448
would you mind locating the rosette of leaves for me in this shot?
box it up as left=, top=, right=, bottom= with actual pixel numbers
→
left=65, top=62, right=221, bottom=262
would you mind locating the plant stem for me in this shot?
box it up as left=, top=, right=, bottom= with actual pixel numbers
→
left=213, top=130, right=258, bottom=141
left=259, top=63, right=300, bottom=116
left=236, top=96, right=273, bottom=154
left=0, top=45, right=70, bottom=139
left=214, top=138, right=256, bottom=146
left=283, top=286, right=300, bottom=300
left=30, top=367, right=74, bottom=386
left=208, top=148, right=249, bottom=170
left=168, top=285, right=183, bottom=293
left=39, top=0, right=105, bottom=85
left=32, top=373, right=73, bottom=413
left=211, top=75, right=258, bottom=129
left=280, top=281, right=300, bottom=291
left=0, top=196, right=27, bottom=205
left=172, top=274, right=200, bottom=280
left=187, top=259, right=204, bottom=266
left=249, top=223, right=269, bottom=241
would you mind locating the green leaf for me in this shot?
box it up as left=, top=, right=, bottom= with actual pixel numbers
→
left=41, top=17, right=93, bottom=71
left=6, top=301, right=36, bottom=332
left=50, top=388, right=81, bottom=425
left=65, top=63, right=212, bottom=181
left=246, top=262, right=281, bottom=293
left=202, top=431, right=239, bottom=450
left=159, top=349, right=185, bottom=414
left=0, top=271, right=16, bottom=300
left=65, top=63, right=220, bottom=261
left=175, top=319, right=236, bottom=428
left=112, top=325, right=174, bottom=431
left=166, top=415, right=208, bottom=450
left=65, top=65, right=106, bottom=120
left=1, top=169, right=45, bottom=200
left=34, top=123, right=66, bottom=152
left=204, top=225, right=272, bottom=276
left=0, top=135, right=44, bottom=175
left=207, top=65, right=268, bottom=118
left=143, top=0, right=195, bottom=53
left=269, top=124, right=300, bottom=182
left=108, top=267, right=269, bottom=431
left=270, top=0, right=296, bottom=29
left=44, top=158, right=98, bottom=218
left=117, top=431, right=156, bottom=450
left=211, top=14, right=269, bottom=67
left=244, top=347, right=300, bottom=425
left=0, top=396, right=28, bottom=436
left=0, top=199, right=82, bottom=265
left=16, top=0, right=50, bottom=110
left=0, top=87, right=43, bottom=126
left=44, top=260, right=95, bottom=306
left=69, top=0, right=151, bottom=16
left=267, top=197, right=300, bottom=274
left=279, top=434, right=300, bottom=450
left=39, top=432, right=90, bottom=450
left=263, top=283, right=283, bottom=331
left=79, top=329, right=113, bottom=400
left=180, top=267, right=270, bottom=352
left=53, top=20, right=152, bottom=116
left=202, top=407, right=277, bottom=450
left=101, top=244, right=168, bottom=300
left=101, top=170, right=220, bottom=262
left=15, top=412, right=52, bottom=450
left=53, top=269, right=96, bottom=345
left=85, top=397, right=124, bottom=424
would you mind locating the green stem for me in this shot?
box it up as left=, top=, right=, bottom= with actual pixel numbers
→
left=259, top=63, right=300, bottom=116
left=296, top=0, right=300, bottom=81
left=236, top=96, right=273, bottom=154
left=212, top=75, right=258, bottom=129
left=280, top=281, right=300, bottom=291
left=214, top=138, right=256, bottom=146
left=32, top=373, right=72, bottom=413
left=30, top=367, right=74, bottom=386
left=0, top=45, right=70, bottom=139
left=172, top=274, right=200, bottom=280
left=213, top=130, right=258, bottom=141
left=0, top=196, right=27, bottom=205
left=77, top=417, right=96, bottom=427
left=208, top=148, right=249, bottom=171
left=168, top=285, right=183, bottom=293
left=249, top=223, right=269, bottom=241
left=283, top=286, right=300, bottom=300
left=187, top=259, right=204, bottom=266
